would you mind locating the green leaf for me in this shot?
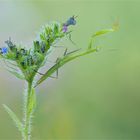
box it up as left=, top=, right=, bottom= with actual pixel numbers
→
left=34, top=48, right=97, bottom=87
left=7, top=69, right=25, bottom=80
left=3, top=104, right=23, bottom=133
left=2, top=60, right=25, bottom=80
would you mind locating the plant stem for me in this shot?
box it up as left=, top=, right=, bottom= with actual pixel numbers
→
left=23, top=81, right=33, bottom=140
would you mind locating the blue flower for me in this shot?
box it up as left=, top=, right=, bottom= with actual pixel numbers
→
left=65, top=16, right=76, bottom=26
left=1, top=47, right=8, bottom=54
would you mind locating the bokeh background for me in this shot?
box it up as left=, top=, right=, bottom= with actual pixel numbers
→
left=0, top=0, right=140, bottom=139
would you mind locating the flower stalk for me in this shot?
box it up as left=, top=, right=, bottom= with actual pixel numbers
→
left=23, top=81, right=34, bottom=140
left=0, top=16, right=117, bottom=139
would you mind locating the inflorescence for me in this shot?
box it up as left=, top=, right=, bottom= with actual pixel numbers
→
left=0, top=16, right=77, bottom=82
left=0, top=15, right=117, bottom=140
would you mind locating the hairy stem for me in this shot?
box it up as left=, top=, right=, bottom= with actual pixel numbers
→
left=23, top=81, right=34, bottom=140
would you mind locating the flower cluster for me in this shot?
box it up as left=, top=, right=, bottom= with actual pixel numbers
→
left=0, top=16, right=76, bottom=82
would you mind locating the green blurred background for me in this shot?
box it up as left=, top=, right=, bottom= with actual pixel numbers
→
left=0, top=0, right=140, bottom=139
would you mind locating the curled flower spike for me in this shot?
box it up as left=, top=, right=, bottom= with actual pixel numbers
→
left=5, top=38, right=15, bottom=50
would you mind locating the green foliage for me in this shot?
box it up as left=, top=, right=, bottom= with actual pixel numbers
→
left=3, top=104, right=23, bottom=133
left=1, top=19, right=116, bottom=84
left=7, top=69, right=25, bottom=80
left=35, top=26, right=116, bottom=87
left=0, top=16, right=116, bottom=140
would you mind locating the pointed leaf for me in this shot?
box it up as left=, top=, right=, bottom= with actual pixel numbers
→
left=7, top=69, right=25, bottom=80
left=3, top=104, right=23, bottom=133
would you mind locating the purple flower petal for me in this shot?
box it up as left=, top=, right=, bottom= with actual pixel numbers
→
left=62, top=25, right=68, bottom=32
